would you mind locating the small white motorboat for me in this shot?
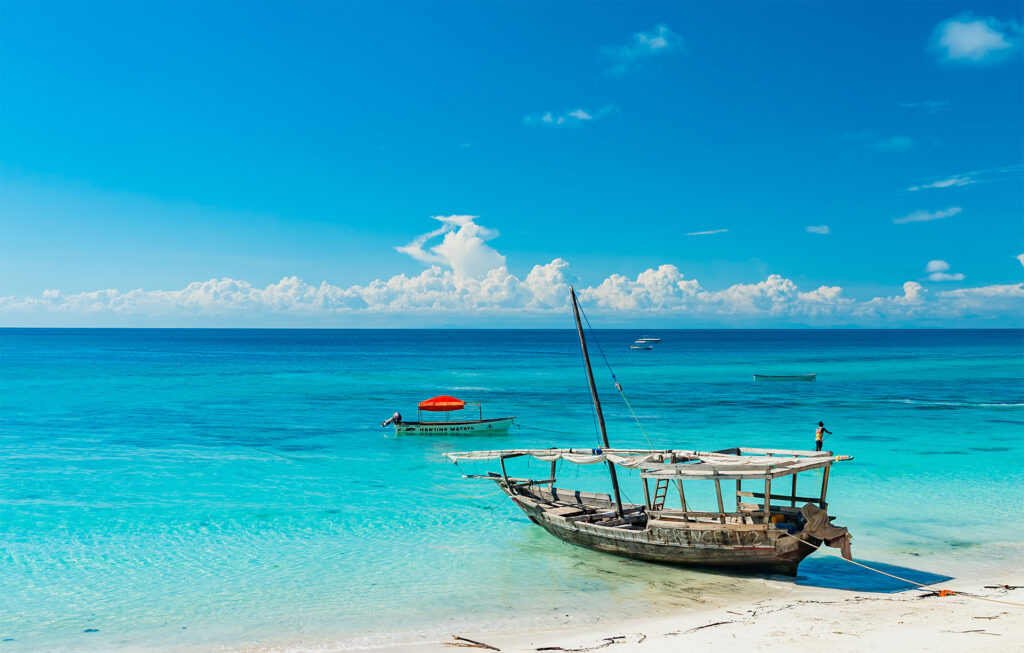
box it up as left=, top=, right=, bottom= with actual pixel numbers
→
left=634, top=335, right=661, bottom=344
left=629, top=345, right=653, bottom=350
left=382, top=395, right=515, bottom=435
left=753, top=374, right=817, bottom=382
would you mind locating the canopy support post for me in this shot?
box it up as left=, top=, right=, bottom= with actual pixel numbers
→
left=676, top=480, right=687, bottom=518
left=714, top=475, right=726, bottom=524
left=819, top=466, right=830, bottom=510
left=570, top=286, right=623, bottom=517
left=500, top=456, right=512, bottom=494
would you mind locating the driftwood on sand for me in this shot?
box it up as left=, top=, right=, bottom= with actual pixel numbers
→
left=446, top=635, right=500, bottom=650
left=536, top=635, right=626, bottom=651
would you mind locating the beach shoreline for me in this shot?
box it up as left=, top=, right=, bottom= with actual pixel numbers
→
left=361, top=572, right=1024, bottom=653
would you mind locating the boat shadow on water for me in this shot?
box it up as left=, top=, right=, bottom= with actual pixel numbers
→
left=792, top=555, right=952, bottom=593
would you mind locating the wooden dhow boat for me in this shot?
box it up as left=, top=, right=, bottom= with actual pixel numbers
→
left=446, top=446, right=851, bottom=575
left=446, top=289, right=851, bottom=575
left=382, top=395, right=515, bottom=435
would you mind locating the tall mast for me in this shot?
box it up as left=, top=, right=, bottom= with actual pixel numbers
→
left=570, top=286, right=624, bottom=517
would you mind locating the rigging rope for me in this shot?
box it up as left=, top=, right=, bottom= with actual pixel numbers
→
left=781, top=534, right=1024, bottom=608
left=577, top=302, right=657, bottom=451
left=615, top=389, right=657, bottom=452
left=517, top=424, right=583, bottom=437
left=428, top=483, right=507, bottom=501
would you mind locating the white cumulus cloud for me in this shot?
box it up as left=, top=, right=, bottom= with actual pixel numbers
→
left=908, top=176, right=974, bottom=192
left=806, top=225, right=830, bottom=235
left=907, top=164, right=1022, bottom=192
left=525, top=105, right=616, bottom=128
left=899, top=100, right=949, bottom=114
left=932, top=13, right=1021, bottom=63
left=939, top=284, right=1024, bottom=299
left=893, top=206, right=962, bottom=224
left=582, top=265, right=701, bottom=311
left=686, top=229, right=728, bottom=236
left=925, top=260, right=965, bottom=282
left=847, top=131, right=914, bottom=152
left=395, top=215, right=506, bottom=278
left=604, top=24, right=681, bottom=76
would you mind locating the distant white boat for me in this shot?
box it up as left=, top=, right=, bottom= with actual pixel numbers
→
left=629, top=345, right=653, bottom=350
left=753, top=374, right=817, bottom=382
left=634, top=335, right=661, bottom=344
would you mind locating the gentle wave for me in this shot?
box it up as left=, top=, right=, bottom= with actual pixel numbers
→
left=889, top=399, right=1024, bottom=408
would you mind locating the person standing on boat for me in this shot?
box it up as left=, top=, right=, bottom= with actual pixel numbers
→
left=815, top=421, right=831, bottom=451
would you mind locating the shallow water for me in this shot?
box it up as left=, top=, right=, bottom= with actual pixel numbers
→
left=1, top=328, right=1022, bottom=650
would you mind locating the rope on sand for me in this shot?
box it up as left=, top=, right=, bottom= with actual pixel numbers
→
left=782, top=534, right=1024, bottom=608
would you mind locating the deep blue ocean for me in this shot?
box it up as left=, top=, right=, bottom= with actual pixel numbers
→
left=1, top=328, right=1022, bottom=651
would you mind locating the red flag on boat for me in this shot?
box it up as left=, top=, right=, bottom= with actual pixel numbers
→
left=418, top=395, right=466, bottom=412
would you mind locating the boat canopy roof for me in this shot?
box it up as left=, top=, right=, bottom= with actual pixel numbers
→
left=419, top=395, right=466, bottom=412
left=444, top=447, right=846, bottom=480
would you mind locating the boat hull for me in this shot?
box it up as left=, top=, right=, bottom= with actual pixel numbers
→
left=506, top=485, right=817, bottom=575
left=394, top=417, right=515, bottom=435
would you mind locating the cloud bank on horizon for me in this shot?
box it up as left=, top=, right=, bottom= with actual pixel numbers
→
left=3, top=216, right=1022, bottom=327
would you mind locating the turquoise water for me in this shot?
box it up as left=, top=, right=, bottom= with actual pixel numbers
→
left=1, top=328, right=1022, bottom=651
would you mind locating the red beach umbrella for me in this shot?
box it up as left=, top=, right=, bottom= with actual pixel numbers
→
left=418, top=395, right=466, bottom=412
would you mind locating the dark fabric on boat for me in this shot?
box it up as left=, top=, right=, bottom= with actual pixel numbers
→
left=801, top=503, right=852, bottom=560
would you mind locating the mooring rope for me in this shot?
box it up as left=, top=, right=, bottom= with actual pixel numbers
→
left=245, top=445, right=346, bottom=471
left=517, top=424, right=583, bottom=436
left=782, top=534, right=1024, bottom=608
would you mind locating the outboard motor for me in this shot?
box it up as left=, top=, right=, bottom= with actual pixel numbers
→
left=381, top=412, right=402, bottom=428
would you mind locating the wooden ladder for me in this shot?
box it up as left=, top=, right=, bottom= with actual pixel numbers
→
left=651, top=478, right=670, bottom=510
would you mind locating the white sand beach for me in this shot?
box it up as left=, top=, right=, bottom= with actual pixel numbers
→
left=370, top=575, right=1024, bottom=653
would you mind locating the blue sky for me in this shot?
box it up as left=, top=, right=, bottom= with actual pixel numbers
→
left=1, top=1, right=1022, bottom=326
